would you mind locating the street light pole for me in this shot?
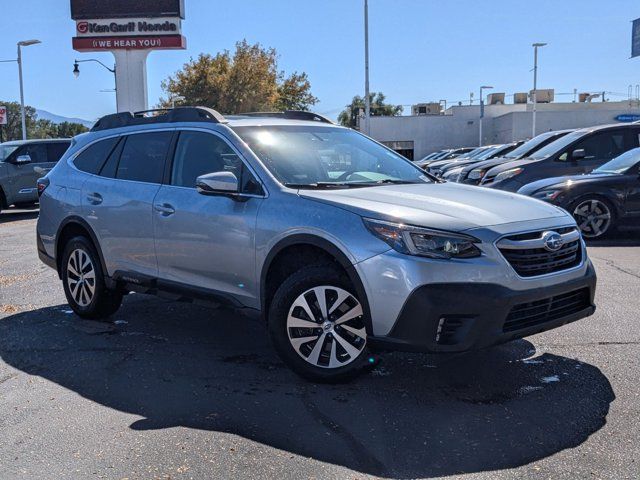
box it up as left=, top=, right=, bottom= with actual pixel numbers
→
left=17, top=39, right=41, bottom=141
left=364, top=0, right=371, bottom=135
left=479, top=85, right=493, bottom=146
left=74, top=59, right=118, bottom=109
left=531, top=42, right=547, bottom=138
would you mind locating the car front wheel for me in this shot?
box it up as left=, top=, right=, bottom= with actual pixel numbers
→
left=268, top=265, right=370, bottom=382
left=572, top=197, right=616, bottom=239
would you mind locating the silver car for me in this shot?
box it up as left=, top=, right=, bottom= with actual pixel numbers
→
left=36, top=108, right=596, bottom=382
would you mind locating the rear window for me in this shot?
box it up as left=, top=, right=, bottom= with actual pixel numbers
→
left=47, top=142, right=71, bottom=162
left=73, top=138, right=119, bottom=174
left=116, top=132, right=172, bottom=183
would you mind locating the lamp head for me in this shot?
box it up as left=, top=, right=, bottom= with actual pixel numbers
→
left=18, top=39, right=41, bottom=47
left=73, top=62, right=80, bottom=78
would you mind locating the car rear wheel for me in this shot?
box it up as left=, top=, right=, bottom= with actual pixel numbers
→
left=61, top=236, right=123, bottom=319
left=268, top=265, right=370, bottom=383
left=572, top=197, right=616, bottom=239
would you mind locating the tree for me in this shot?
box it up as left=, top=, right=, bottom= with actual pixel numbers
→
left=55, top=121, right=89, bottom=138
left=0, top=101, right=37, bottom=141
left=159, top=40, right=318, bottom=113
left=0, top=101, right=88, bottom=141
left=338, top=92, right=403, bottom=128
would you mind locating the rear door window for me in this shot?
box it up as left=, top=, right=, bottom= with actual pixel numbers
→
left=73, top=138, right=119, bottom=174
left=116, top=131, right=173, bottom=183
left=46, top=142, right=71, bottom=163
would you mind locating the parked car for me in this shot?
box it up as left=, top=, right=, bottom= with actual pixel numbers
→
left=519, top=147, right=640, bottom=238
left=481, top=124, right=640, bottom=191
left=417, top=146, right=487, bottom=170
left=37, top=107, right=596, bottom=382
left=0, top=139, right=71, bottom=213
left=440, top=141, right=524, bottom=181
left=457, top=130, right=574, bottom=185
left=425, top=145, right=498, bottom=176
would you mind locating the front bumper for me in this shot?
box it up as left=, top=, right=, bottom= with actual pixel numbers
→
left=368, top=262, right=596, bottom=353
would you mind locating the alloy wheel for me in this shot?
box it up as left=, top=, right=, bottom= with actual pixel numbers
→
left=287, top=286, right=366, bottom=369
left=573, top=199, right=612, bottom=239
left=66, top=248, right=96, bottom=307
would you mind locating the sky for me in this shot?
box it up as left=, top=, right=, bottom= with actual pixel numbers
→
left=1, top=0, right=639, bottom=122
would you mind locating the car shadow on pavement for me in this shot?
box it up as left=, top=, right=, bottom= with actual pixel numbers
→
left=0, top=210, right=39, bottom=224
left=0, top=294, right=615, bottom=479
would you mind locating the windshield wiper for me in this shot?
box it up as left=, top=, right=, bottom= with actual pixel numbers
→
left=284, top=182, right=366, bottom=189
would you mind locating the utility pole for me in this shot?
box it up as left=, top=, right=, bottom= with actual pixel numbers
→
left=479, top=85, right=493, bottom=146
left=16, top=40, right=41, bottom=140
left=364, top=0, right=371, bottom=135
left=531, top=42, right=546, bottom=138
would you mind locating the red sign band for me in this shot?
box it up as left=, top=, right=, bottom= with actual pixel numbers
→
left=72, top=35, right=186, bottom=51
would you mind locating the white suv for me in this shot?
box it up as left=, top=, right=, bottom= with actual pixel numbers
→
left=36, top=108, right=596, bottom=382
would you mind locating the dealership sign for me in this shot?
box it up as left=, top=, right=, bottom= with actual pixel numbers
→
left=76, top=17, right=181, bottom=37
left=71, top=0, right=184, bottom=19
left=0, top=106, right=7, bottom=126
left=73, top=35, right=186, bottom=51
left=633, top=18, right=640, bottom=58
left=615, top=114, right=640, bottom=122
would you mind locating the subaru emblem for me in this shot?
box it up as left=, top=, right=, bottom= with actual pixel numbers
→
left=543, top=231, right=563, bottom=252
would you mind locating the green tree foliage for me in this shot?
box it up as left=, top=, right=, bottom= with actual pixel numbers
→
left=159, top=40, right=318, bottom=113
left=338, top=92, right=403, bottom=128
left=0, top=101, right=88, bottom=141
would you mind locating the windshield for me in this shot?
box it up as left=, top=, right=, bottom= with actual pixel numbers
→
left=504, top=134, right=549, bottom=159
left=593, top=148, right=640, bottom=174
left=233, top=125, right=431, bottom=188
left=529, top=130, right=585, bottom=160
left=0, top=145, right=19, bottom=162
left=474, top=146, right=502, bottom=161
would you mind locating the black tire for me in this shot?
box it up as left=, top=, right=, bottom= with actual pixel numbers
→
left=570, top=195, right=617, bottom=240
left=61, top=236, right=123, bottom=319
left=268, top=265, right=370, bottom=383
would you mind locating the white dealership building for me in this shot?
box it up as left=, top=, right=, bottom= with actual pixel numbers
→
left=368, top=97, right=640, bottom=160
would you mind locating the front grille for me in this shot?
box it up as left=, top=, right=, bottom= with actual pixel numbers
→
left=497, top=228, right=583, bottom=277
left=503, top=288, right=590, bottom=333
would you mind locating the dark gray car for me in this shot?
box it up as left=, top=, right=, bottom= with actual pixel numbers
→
left=0, top=139, right=71, bottom=212
left=481, top=124, right=640, bottom=191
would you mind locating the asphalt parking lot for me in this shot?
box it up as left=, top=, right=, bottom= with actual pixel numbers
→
left=0, top=209, right=638, bottom=480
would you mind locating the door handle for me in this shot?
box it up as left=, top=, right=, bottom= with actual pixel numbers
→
left=86, top=193, right=103, bottom=205
left=154, top=203, right=175, bottom=216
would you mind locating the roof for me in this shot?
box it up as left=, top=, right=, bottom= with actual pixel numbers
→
left=89, top=107, right=336, bottom=133
left=225, top=117, right=340, bottom=128
left=1, top=138, right=72, bottom=146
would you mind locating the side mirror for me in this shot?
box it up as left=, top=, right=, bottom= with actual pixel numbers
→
left=15, top=154, right=32, bottom=165
left=196, top=171, right=239, bottom=196
left=571, top=149, right=586, bottom=161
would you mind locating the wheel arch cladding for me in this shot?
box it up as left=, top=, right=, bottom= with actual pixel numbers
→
left=260, top=234, right=373, bottom=334
left=55, top=217, right=107, bottom=279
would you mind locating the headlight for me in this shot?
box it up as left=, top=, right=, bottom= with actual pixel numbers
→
left=532, top=189, right=562, bottom=201
left=493, top=167, right=523, bottom=183
left=363, top=218, right=482, bottom=259
left=442, top=167, right=463, bottom=182
left=468, top=169, right=485, bottom=180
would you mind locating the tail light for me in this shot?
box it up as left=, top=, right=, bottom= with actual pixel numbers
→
left=37, top=177, right=49, bottom=197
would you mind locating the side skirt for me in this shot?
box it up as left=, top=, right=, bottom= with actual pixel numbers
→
left=110, top=270, right=248, bottom=309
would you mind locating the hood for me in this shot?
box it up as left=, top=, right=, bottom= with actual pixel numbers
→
left=461, top=157, right=510, bottom=174
left=518, top=172, right=620, bottom=195
left=485, top=157, right=542, bottom=177
left=298, top=182, right=567, bottom=232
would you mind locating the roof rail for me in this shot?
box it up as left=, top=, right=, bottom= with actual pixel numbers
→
left=239, top=110, right=334, bottom=124
left=90, top=106, right=227, bottom=132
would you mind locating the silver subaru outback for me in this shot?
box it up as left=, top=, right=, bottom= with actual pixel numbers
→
left=36, top=107, right=596, bottom=382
